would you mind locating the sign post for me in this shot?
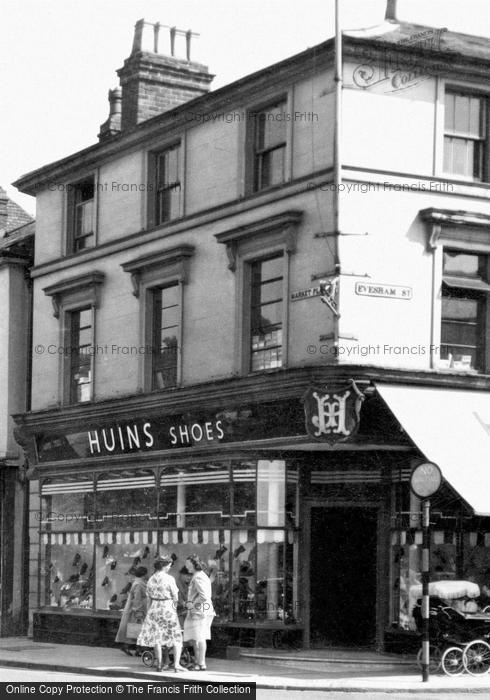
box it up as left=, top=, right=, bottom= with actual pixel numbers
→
left=410, top=461, right=443, bottom=683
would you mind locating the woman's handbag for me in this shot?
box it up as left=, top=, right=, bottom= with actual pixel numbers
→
left=126, top=622, right=142, bottom=639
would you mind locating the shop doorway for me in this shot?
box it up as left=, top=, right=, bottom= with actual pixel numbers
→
left=310, top=506, right=378, bottom=647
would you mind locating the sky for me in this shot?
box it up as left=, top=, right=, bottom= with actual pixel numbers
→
left=2, top=0, right=489, bottom=216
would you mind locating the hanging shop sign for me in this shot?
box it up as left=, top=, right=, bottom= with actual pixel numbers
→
left=355, top=282, right=412, bottom=299
left=302, top=380, right=365, bottom=445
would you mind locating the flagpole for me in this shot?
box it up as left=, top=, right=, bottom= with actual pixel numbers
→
left=333, top=0, right=342, bottom=335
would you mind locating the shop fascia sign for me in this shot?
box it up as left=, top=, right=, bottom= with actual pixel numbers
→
left=302, top=380, right=365, bottom=444
left=87, top=418, right=225, bottom=455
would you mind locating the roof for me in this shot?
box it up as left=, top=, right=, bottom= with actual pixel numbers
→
left=0, top=186, right=34, bottom=234
left=13, top=20, right=490, bottom=195
left=345, top=20, right=490, bottom=63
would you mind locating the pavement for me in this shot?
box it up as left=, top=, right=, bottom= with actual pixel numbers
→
left=0, top=637, right=490, bottom=692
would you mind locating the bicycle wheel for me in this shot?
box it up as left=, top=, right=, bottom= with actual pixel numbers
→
left=463, top=640, right=490, bottom=676
left=441, top=646, right=464, bottom=676
left=416, top=645, right=442, bottom=673
left=141, top=650, right=155, bottom=667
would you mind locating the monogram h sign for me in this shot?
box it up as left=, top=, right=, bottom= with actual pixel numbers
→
left=302, top=380, right=365, bottom=444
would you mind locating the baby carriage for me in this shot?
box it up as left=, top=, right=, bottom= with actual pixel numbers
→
left=139, top=644, right=194, bottom=670
left=410, top=580, right=490, bottom=676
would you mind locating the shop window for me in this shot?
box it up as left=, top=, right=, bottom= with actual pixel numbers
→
left=95, top=469, right=157, bottom=530
left=148, top=143, right=182, bottom=228
left=95, top=532, right=158, bottom=612
left=250, top=255, right=284, bottom=371
left=444, top=91, right=487, bottom=181
left=215, top=210, right=302, bottom=374
left=121, top=245, right=194, bottom=391
left=66, top=176, right=96, bottom=253
left=249, top=100, right=287, bottom=192
left=232, top=530, right=256, bottom=621
left=256, top=530, right=286, bottom=622
left=440, top=250, right=488, bottom=371
left=257, top=460, right=285, bottom=526
left=232, top=461, right=256, bottom=526
left=286, top=467, right=299, bottom=527
left=41, top=535, right=94, bottom=610
left=40, top=476, right=95, bottom=532
left=151, top=283, right=180, bottom=389
left=159, top=464, right=231, bottom=528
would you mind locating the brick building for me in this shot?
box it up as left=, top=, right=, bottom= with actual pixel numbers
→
left=12, top=5, right=490, bottom=651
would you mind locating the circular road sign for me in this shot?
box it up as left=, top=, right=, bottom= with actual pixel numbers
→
left=410, top=462, right=443, bottom=499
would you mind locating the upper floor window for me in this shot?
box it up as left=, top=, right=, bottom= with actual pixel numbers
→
left=155, top=144, right=181, bottom=225
left=152, top=283, right=180, bottom=389
left=250, top=254, right=284, bottom=371
left=68, top=178, right=95, bottom=253
left=69, top=307, right=93, bottom=403
left=252, top=101, right=287, bottom=192
left=444, top=92, right=487, bottom=181
left=441, top=250, right=488, bottom=371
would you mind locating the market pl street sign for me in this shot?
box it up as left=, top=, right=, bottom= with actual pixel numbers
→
left=302, top=380, right=365, bottom=445
left=355, top=282, right=412, bottom=300
left=290, top=286, right=321, bottom=301
left=410, top=461, right=443, bottom=499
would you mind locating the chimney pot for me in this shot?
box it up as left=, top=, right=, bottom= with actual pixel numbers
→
left=385, top=0, right=398, bottom=21
left=117, top=19, right=214, bottom=130
left=98, top=87, right=122, bottom=141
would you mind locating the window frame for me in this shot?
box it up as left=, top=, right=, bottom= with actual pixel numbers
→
left=440, top=251, right=488, bottom=372
left=65, top=174, right=98, bottom=254
left=150, top=282, right=181, bottom=391
left=442, top=87, right=489, bottom=183
left=67, top=306, right=94, bottom=404
left=215, top=210, right=302, bottom=375
left=43, top=271, right=104, bottom=405
left=421, top=207, right=490, bottom=373
left=244, top=93, right=292, bottom=196
left=147, top=141, right=184, bottom=229
left=121, top=245, right=194, bottom=392
left=248, top=253, right=285, bottom=373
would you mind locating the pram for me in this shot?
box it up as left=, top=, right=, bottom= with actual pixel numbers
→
left=139, top=644, right=194, bottom=669
left=410, top=580, right=490, bottom=676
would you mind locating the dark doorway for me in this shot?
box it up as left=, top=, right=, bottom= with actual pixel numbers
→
left=310, top=507, right=378, bottom=647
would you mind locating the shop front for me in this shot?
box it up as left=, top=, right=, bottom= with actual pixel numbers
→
left=14, top=373, right=490, bottom=654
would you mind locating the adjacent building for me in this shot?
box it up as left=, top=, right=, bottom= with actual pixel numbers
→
left=0, top=186, right=34, bottom=635
left=12, top=5, right=490, bottom=652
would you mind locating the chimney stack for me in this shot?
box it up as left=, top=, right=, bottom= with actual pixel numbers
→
left=385, top=0, right=398, bottom=22
left=116, top=19, right=214, bottom=131
left=98, top=88, right=122, bottom=141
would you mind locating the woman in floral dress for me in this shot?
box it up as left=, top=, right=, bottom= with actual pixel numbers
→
left=137, top=555, right=186, bottom=672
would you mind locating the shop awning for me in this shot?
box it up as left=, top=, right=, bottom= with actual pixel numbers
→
left=376, top=384, right=490, bottom=515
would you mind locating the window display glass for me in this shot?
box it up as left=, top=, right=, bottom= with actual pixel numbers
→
left=232, top=461, right=256, bottom=526
left=40, top=476, right=95, bottom=532
left=256, top=529, right=285, bottom=621
left=96, top=469, right=156, bottom=530
left=231, top=530, right=256, bottom=621
left=95, top=532, right=158, bottom=611
left=257, top=460, right=285, bottom=526
left=41, top=535, right=94, bottom=609
left=160, top=464, right=231, bottom=527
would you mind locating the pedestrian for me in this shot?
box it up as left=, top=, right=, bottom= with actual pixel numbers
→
left=183, top=555, right=215, bottom=671
left=115, top=566, right=148, bottom=656
left=137, top=555, right=187, bottom=673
